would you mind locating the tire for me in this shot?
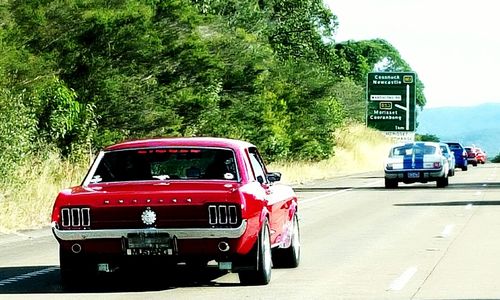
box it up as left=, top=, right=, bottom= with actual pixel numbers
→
left=448, top=168, right=455, bottom=176
left=462, top=165, right=468, bottom=171
left=59, top=248, right=94, bottom=289
left=272, top=214, right=300, bottom=268
left=384, top=178, right=398, bottom=189
left=238, top=219, right=272, bottom=286
left=436, top=176, right=448, bottom=188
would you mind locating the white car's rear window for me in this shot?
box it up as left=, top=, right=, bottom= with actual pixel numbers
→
left=391, top=144, right=437, bottom=157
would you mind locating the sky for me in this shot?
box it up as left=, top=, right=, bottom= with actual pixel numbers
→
left=325, top=0, right=500, bottom=108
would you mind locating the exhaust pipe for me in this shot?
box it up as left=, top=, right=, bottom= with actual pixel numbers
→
left=218, top=241, right=230, bottom=252
left=71, top=243, right=82, bottom=254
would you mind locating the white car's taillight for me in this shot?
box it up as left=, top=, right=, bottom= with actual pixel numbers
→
left=433, top=162, right=441, bottom=169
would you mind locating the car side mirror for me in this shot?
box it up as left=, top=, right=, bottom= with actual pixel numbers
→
left=267, top=172, right=282, bottom=183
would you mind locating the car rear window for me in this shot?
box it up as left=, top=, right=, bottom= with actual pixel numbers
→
left=89, top=148, right=238, bottom=183
left=446, top=143, right=462, bottom=150
left=391, top=144, right=436, bottom=157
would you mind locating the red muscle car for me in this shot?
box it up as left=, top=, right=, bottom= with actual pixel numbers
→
left=51, top=137, right=300, bottom=286
left=475, top=147, right=487, bottom=164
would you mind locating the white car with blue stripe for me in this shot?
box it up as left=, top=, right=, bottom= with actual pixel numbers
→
left=384, top=142, right=450, bottom=188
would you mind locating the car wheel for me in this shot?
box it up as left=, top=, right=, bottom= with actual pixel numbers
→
left=59, top=248, right=94, bottom=289
left=384, top=178, right=398, bottom=189
left=436, top=176, right=448, bottom=188
left=272, top=214, right=300, bottom=268
left=238, top=218, right=272, bottom=286
left=462, top=165, right=468, bottom=171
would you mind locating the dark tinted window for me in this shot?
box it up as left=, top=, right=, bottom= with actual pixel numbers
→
left=446, top=143, right=462, bottom=150
left=90, top=148, right=237, bottom=183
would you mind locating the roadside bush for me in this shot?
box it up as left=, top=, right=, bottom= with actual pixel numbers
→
left=491, top=153, right=500, bottom=163
left=0, top=89, right=37, bottom=179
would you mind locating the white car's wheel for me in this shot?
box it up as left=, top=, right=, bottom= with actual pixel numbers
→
left=385, top=178, right=398, bottom=188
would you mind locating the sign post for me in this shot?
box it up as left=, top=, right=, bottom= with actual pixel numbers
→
left=366, top=72, right=416, bottom=142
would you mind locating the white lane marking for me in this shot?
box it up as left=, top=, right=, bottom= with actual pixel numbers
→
left=388, top=266, right=418, bottom=291
left=465, top=203, right=473, bottom=210
left=0, top=267, right=58, bottom=286
left=439, top=224, right=455, bottom=238
left=475, top=191, right=482, bottom=196
left=301, top=179, right=379, bottom=204
left=301, top=188, right=352, bottom=204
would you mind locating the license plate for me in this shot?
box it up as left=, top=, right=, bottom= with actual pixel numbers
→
left=126, top=232, right=174, bottom=255
left=407, top=172, right=420, bottom=178
left=126, top=248, right=173, bottom=256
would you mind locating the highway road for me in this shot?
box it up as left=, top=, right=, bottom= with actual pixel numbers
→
left=1, top=163, right=499, bottom=299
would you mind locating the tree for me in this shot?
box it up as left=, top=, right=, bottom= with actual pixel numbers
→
left=491, top=153, right=500, bottom=163
left=415, top=133, right=440, bottom=142
left=335, top=39, right=427, bottom=108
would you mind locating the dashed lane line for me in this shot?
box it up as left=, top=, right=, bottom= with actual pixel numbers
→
left=0, top=267, right=58, bottom=286
left=388, top=266, right=418, bottom=291
left=439, top=224, right=455, bottom=238
left=301, top=179, right=380, bottom=204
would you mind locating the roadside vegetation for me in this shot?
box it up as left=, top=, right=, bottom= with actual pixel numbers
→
left=0, top=123, right=392, bottom=232
left=0, top=0, right=418, bottom=232
left=492, top=154, right=500, bottom=163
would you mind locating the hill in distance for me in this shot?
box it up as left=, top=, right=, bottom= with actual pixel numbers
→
left=416, top=103, right=500, bottom=157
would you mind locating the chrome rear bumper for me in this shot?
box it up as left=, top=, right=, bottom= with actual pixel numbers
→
left=52, top=220, right=247, bottom=241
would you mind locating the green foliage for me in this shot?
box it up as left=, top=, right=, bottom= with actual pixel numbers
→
left=415, top=133, right=440, bottom=142
left=0, top=89, right=37, bottom=177
left=492, top=154, right=500, bottom=163
left=266, top=60, right=344, bottom=160
left=266, top=0, right=338, bottom=61
left=1, top=0, right=427, bottom=164
left=17, top=76, right=97, bottom=157
left=331, top=78, right=365, bottom=122
left=335, top=39, right=427, bottom=108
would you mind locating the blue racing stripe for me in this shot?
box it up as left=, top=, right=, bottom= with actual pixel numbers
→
left=414, top=153, right=424, bottom=169
left=403, top=155, right=413, bottom=169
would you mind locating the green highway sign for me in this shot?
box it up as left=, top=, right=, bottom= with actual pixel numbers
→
left=366, top=72, right=416, bottom=132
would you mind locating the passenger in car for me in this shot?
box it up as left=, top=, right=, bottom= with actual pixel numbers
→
left=203, top=151, right=234, bottom=179
left=186, top=166, right=201, bottom=178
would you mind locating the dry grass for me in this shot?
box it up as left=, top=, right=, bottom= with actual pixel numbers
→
left=0, top=153, right=89, bottom=233
left=0, top=124, right=393, bottom=233
left=269, top=124, right=393, bottom=184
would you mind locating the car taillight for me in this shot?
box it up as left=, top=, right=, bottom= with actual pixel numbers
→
left=61, top=207, right=90, bottom=228
left=208, top=204, right=239, bottom=226
left=433, top=162, right=441, bottom=168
